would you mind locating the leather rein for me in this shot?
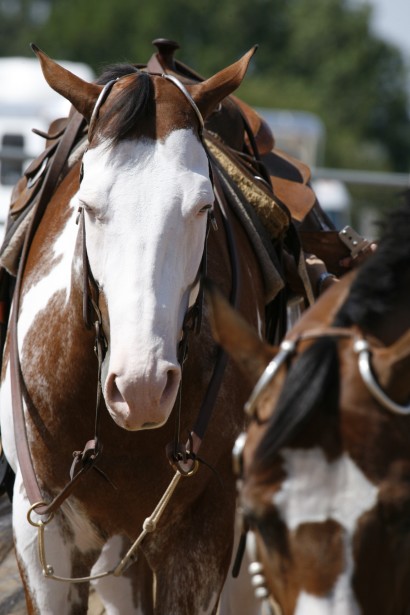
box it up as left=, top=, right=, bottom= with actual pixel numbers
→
left=9, top=73, right=242, bottom=535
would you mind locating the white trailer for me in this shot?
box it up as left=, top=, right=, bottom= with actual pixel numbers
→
left=0, top=57, right=94, bottom=233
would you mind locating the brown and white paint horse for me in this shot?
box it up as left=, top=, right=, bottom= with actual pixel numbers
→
left=0, top=46, right=272, bottom=614
left=208, top=194, right=410, bottom=615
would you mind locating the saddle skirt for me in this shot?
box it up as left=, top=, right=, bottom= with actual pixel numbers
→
left=205, top=134, right=288, bottom=303
left=0, top=116, right=86, bottom=276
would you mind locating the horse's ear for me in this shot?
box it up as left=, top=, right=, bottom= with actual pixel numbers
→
left=31, top=44, right=102, bottom=121
left=205, top=279, right=275, bottom=383
left=187, top=46, right=257, bottom=120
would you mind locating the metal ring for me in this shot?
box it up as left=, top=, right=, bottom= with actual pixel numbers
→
left=177, top=459, right=200, bottom=477
left=27, top=501, right=54, bottom=527
left=244, top=339, right=296, bottom=417
left=353, top=336, right=410, bottom=416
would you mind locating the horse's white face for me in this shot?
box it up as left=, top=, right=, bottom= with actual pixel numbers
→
left=77, top=128, right=213, bottom=430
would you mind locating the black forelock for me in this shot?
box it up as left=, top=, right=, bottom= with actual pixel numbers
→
left=95, top=65, right=154, bottom=143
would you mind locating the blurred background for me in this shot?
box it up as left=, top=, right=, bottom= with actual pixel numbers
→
left=0, top=0, right=409, bottom=236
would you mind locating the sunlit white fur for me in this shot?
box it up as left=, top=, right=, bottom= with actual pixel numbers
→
left=12, top=469, right=85, bottom=613
left=274, top=447, right=378, bottom=532
left=18, top=203, right=78, bottom=350
left=77, top=129, right=213, bottom=430
left=273, top=447, right=378, bottom=614
left=294, top=586, right=360, bottom=615
left=91, top=536, right=143, bottom=615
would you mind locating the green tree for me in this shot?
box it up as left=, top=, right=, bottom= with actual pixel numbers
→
left=1, top=0, right=409, bottom=172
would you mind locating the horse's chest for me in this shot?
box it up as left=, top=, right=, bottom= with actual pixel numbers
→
left=262, top=446, right=379, bottom=611
left=274, top=447, right=378, bottom=531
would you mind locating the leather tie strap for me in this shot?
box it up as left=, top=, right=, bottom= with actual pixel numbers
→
left=193, top=162, right=240, bottom=441
left=9, top=110, right=92, bottom=516
left=167, top=154, right=242, bottom=473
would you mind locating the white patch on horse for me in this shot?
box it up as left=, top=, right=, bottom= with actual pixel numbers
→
left=91, top=535, right=142, bottom=614
left=79, top=129, right=213, bottom=430
left=0, top=363, right=17, bottom=471
left=18, top=203, right=78, bottom=353
left=1, top=203, right=78, bottom=470
left=294, top=583, right=361, bottom=615
left=61, top=498, right=104, bottom=553
left=274, top=447, right=377, bottom=614
left=12, top=469, right=83, bottom=613
left=274, top=447, right=378, bottom=532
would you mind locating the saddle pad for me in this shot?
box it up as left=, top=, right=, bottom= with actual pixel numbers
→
left=205, top=137, right=290, bottom=240
left=205, top=136, right=287, bottom=303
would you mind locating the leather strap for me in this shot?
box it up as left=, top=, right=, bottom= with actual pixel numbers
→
left=9, top=110, right=89, bottom=515
left=193, top=161, right=240, bottom=441
left=166, top=154, right=242, bottom=472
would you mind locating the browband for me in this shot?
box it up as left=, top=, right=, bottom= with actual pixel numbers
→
left=162, top=74, right=204, bottom=134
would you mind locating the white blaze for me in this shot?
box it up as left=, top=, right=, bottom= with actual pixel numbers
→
left=77, top=129, right=213, bottom=430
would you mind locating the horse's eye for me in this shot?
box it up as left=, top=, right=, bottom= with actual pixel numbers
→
left=199, top=204, right=212, bottom=214
left=79, top=199, right=99, bottom=218
left=79, top=199, right=92, bottom=212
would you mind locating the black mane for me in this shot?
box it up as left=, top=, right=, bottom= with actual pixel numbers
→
left=252, top=337, right=340, bottom=478
left=334, top=190, right=410, bottom=330
left=95, top=64, right=154, bottom=142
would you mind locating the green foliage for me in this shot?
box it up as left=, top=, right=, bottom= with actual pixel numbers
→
left=1, top=0, right=409, bottom=172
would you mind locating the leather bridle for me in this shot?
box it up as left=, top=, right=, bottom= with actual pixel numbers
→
left=79, top=72, right=242, bottom=475
left=234, top=324, right=410, bottom=485
left=10, top=71, right=242, bottom=526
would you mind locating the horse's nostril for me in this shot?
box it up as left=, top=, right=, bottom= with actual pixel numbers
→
left=161, top=368, right=180, bottom=405
left=105, top=373, right=124, bottom=405
left=105, top=366, right=181, bottom=412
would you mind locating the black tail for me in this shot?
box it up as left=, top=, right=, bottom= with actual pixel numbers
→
left=253, top=337, right=339, bottom=479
